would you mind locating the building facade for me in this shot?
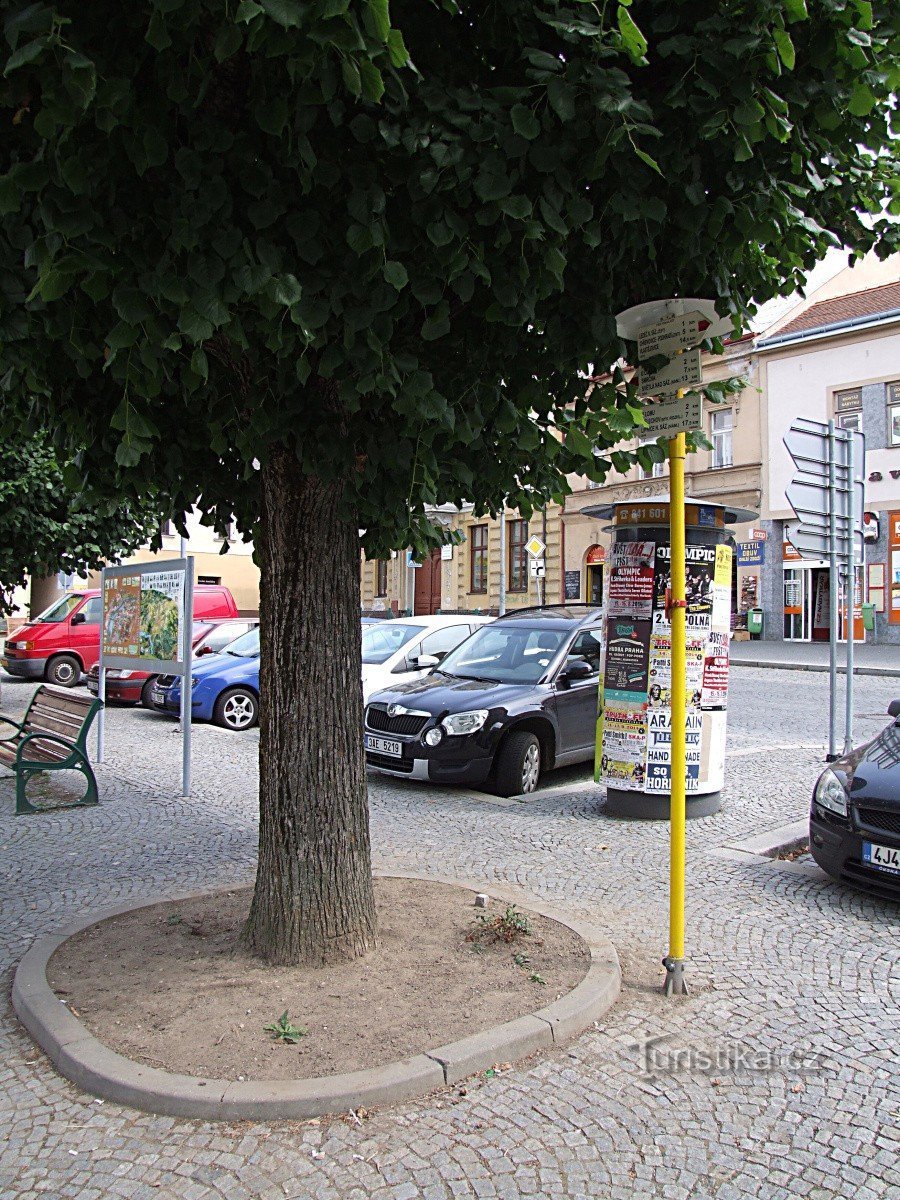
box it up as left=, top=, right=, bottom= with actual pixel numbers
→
left=757, top=270, right=900, bottom=644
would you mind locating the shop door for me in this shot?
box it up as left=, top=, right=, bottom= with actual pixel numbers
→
left=588, top=565, right=604, bottom=606
left=783, top=568, right=810, bottom=641
left=838, top=567, right=866, bottom=643
left=413, top=549, right=442, bottom=616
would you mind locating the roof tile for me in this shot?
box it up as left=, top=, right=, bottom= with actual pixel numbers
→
left=774, top=278, right=900, bottom=337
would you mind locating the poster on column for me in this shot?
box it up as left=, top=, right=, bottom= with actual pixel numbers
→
left=644, top=707, right=702, bottom=793
left=604, top=618, right=651, bottom=701
left=598, top=702, right=647, bottom=790
left=646, top=632, right=705, bottom=708
left=652, top=544, right=717, bottom=633
left=701, top=630, right=729, bottom=708
left=608, top=541, right=655, bottom=620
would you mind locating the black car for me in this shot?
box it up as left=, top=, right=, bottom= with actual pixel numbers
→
left=810, top=699, right=900, bottom=900
left=364, top=605, right=603, bottom=797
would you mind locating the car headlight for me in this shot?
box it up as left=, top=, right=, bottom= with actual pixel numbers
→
left=814, top=768, right=848, bottom=817
left=423, top=726, right=444, bottom=747
left=107, top=669, right=134, bottom=679
left=442, top=710, right=489, bottom=737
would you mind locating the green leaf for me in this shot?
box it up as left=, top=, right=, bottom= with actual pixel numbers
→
left=848, top=84, right=876, bottom=116
left=272, top=274, right=302, bottom=306
left=145, top=11, right=172, bottom=52
left=547, top=78, right=575, bottom=122
left=236, top=0, right=264, bottom=21
left=565, top=425, right=593, bottom=457
left=386, top=28, right=409, bottom=67
left=360, top=60, right=385, bottom=102
left=384, top=260, right=408, bottom=289
left=4, top=38, right=44, bottom=75
left=772, top=29, right=795, bottom=70
left=783, top=0, right=807, bottom=19
left=633, top=146, right=662, bottom=175
left=260, top=0, right=304, bottom=27
left=617, top=7, right=648, bottom=61
left=191, top=347, right=209, bottom=380
left=177, top=307, right=214, bottom=342
left=367, top=0, right=391, bottom=42
left=341, top=58, right=362, bottom=97
left=421, top=303, right=450, bottom=341
left=499, top=195, right=533, bottom=220
left=511, top=104, right=540, bottom=140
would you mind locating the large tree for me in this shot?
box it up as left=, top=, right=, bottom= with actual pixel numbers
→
left=1, top=0, right=897, bottom=963
left=0, top=434, right=164, bottom=615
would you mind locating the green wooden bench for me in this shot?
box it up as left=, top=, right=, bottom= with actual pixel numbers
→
left=0, top=685, right=103, bottom=815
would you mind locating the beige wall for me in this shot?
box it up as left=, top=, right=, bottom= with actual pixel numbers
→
left=446, top=507, right=562, bottom=612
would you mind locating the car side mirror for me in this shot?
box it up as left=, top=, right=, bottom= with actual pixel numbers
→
left=197, top=645, right=213, bottom=656
left=416, top=654, right=440, bottom=669
left=559, top=660, right=593, bottom=687
left=888, top=699, right=900, bottom=719
left=70, top=612, right=86, bottom=626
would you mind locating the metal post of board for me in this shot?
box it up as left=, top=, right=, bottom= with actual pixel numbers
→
left=181, top=558, right=194, bottom=799
left=843, top=434, right=855, bottom=757
left=664, top=429, right=688, bottom=997
left=498, top=507, right=507, bottom=616
left=97, top=566, right=106, bottom=763
left=826, top=422, right=839, bottom=762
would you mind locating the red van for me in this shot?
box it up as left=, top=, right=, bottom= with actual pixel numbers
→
left=1, top=585, right=239, bottom=687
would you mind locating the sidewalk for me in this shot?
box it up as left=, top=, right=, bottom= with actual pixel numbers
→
left=730, top=638, right=900, bottom=677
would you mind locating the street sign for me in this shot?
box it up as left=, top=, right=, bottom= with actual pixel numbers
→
left=407, top=552, right=422, bottom=568
left=641, top=393, right=703, bottom=439
left=637, top=312, right=706, bottom=360
left=529, top=558, right=546, bottom=578
left=637, top=348, right=702, bottom=399
left=525, top=536, right=546, bottom=558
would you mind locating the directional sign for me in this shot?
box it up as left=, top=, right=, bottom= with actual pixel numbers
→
left=637, top=312, right=706, bottom=361
left=783, top=419, right=865, bottom=560
left=525, top=535, right=546, bottom=558
left=529, top=558, right=546, bottom=578
left=637, top=348, right=702, bottom=399
left=640, top=393, right=703, bottom=439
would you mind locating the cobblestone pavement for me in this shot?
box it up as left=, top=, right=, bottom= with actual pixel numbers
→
left=1, top=669, right=898, bottom=1200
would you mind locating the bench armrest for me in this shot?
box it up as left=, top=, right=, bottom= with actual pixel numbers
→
left=16, top=730, right=81, bottom=767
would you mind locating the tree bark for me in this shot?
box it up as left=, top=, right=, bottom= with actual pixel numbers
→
left=242, top=446, right=377, bottom=966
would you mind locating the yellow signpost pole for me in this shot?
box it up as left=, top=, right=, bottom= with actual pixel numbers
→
left=664, top=429, right=688, bottom=995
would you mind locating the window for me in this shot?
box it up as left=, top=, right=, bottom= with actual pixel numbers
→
left=200, top=621, right=255, bottom=654
left=79, top=597, right=103, bottom=623
left=376, top=559, right=388, bottom=597
left=888, top=381, right=900, bottom=447
left=638, top=441, right=665, bottom=480
left=835, top=387, right=862, bottom=433
left=418, top=624, right=473, bottom=662
left=470, top=524, right=488, bottom=593
left=566, top=629, right=603, bottom=674
left=219, top=519, right=235, bottom=542
left=160, top=520, right=174, bottom=537
left=508, top=519, right=528, bottom=592
left=710, top=408, right=733, bottom=468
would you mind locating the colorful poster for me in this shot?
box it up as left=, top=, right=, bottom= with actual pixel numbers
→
left=701, top=630, right=729, bottom=708
left=604, top=618, right=651, bottom=701
left=646, top=632, right=704, bottom=708
left=102, top=568, right=185, bottom=663
left=608, top=541, right=655, bottom=620
left=644, top=707, right=702, bottom=793
left=653, top=544, right=717, bottom=633
left=598, top=702, right=647, bottom=790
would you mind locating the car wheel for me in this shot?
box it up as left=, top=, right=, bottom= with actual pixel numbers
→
left=46, top=654, right=81, bottom=688
left=494, top=731, right=541, bottom=797
left=141, top=677, right=158, bottom=709
left=213, top=687, right=259, bottom=731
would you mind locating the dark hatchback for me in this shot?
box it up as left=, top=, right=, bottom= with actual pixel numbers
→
left=810, top=699, right=900, bottom=900
left=364, top=605, right=603, bottom=797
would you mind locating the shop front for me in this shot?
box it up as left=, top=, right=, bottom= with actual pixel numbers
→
left=782, top=541, right=864, bottom=642
left=585, top=544, right=605, bottom=605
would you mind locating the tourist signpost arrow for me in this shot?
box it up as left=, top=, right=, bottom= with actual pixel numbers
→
left=637, top=347, right=702, bottom=399
left=784, top=418, right=865, bottom=758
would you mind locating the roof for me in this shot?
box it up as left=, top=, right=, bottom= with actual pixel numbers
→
left=496, top=604, right=603, bottom=626
left=770, top=279, right=900, bottom=339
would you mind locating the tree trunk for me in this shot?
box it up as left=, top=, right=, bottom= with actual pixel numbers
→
left=242, top=446, right=377, bottom=966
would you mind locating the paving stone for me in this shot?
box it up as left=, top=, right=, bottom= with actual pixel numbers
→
left=0, top=669, right=895, bottom=1199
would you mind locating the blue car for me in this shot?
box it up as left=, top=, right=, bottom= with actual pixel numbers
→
left=157, top=627, right=260, bottom=731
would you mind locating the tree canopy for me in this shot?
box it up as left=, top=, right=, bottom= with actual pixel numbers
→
left=0, top=434, right=163, bottom=615
left=2, top=0, right=897, bottom=549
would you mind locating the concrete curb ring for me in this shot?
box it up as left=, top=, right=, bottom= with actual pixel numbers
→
left=12, top=872, right=621, bottom=1121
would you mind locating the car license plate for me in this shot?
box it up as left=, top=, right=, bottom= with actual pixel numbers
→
left=862, top=841, right=900, bottom=876
left=364, top=734, right=402, bottom=757
left=151, top=689, right=165, bottom=705
left=87, top=680, right=98, bottom=694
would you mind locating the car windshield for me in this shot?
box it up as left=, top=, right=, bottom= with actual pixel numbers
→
left=361, top=623, right=425, bottom=665
left=34, top=594, right=84, bottom=623
left=223, top=628, right=260, bottom=658
left=438, top=624, right=569, bottom=684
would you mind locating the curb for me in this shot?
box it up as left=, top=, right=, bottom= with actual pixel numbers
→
left=12, top=873, right=621, bottom=1122
left=730, top=658, right=900, bottom=678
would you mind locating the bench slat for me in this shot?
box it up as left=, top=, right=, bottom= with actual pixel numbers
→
left=32, top=693, right=93, bottom=717
left=25, top=711, right=83, bottom=739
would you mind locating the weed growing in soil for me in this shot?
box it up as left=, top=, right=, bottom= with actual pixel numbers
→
left=264, top=1012, right=308, bottom=1044
left=468, top=905, right=532, bottom=946
left=529, top=972, right=546, bottom=985
left=513, top=952, right=531, bottom=967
